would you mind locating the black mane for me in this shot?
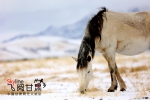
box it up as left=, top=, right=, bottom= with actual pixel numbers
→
left=77, top=7, right=107, bottom=69
left=87, top=7, right=107, bottom=57
left=88, top=7, right=107, bottom=41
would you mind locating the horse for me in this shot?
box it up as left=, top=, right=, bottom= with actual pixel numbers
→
left=72, top=7, right=150, bottom=94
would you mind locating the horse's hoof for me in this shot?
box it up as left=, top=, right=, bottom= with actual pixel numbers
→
left=107, top=89, right=114, bottom=92
left=120, top=88, right=126, bottom=91
left=114, top=85, right=118, bottom=90
left=81, top=91, right=85, bottom=94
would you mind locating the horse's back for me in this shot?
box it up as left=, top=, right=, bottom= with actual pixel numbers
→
left=106, top=11, right=150, bottom=34
left=101, top=11, right=150, bottom=55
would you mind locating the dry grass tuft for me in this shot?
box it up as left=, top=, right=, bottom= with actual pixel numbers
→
left=119, top=65, right=149, bottom=74
left=101, top=65, right=150, bottom=74
left=88, top=87, right=100, bottom=93
left=128, top=71, right=150, bottom=98
left=0, top=88, right=10, bottom=94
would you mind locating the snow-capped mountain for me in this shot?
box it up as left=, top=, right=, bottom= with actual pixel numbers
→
left=2, top=15, right=91, bottom=44
left=41, top=16, right=91, bottom=39
left=0, top=14, right=92, bottom=61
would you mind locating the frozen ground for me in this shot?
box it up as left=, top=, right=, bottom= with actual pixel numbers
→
left=0, top=52, right=150, bottom=100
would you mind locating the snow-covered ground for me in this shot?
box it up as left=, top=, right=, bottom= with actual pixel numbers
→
left=0, top=52, right=150, bottom=100
left=0, top=36, right=81, bottom=61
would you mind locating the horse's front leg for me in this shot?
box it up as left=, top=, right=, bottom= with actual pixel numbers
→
left=115, top=64, right=126, bottom=91
left=103, top=53, right=118, bottom=92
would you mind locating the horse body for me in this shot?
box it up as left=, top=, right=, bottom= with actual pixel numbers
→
left=96, top=11, right=150, bottom=56
left=74, top=7, right=150, bottom=94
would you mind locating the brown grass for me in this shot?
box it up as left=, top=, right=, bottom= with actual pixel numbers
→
left=119, top=65, right=149, bottom=73
left=87, top=87, right=100, bottom=94
left=101, top=65, right=150, bottom=74
left=0, top=57, right=78, bottom=94
left=128, top=73, right=150, bottom=98
left=0, top=87, right=10, bottom=95
left=0, top=52, right=150, bottom=97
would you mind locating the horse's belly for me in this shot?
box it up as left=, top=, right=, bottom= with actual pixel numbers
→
left=116, top=39, right=150, bottom=55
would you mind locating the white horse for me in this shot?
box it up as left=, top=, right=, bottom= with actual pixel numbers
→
left=73, top=7, right=150, bottom=94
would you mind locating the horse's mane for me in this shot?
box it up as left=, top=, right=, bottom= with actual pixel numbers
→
left=77, top=7, right=107, bottom=69
left=86, top=7, right=107, bottom=58
left=88, top=7, right=107, bottom=41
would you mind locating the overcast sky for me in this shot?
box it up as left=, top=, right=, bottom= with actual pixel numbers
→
left=0, top=0, right=150, bottom=34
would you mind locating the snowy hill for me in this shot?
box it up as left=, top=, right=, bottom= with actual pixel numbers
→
left=0, top=15, right=91, bottom=61
left=0, top=15, right=90, bottom=61
left=0, top=36, right=81, bottom=61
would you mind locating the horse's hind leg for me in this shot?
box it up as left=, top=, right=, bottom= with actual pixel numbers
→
left=103, top=53, right=118, bottom=92
left=115, top=64, right=126, bottom=91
